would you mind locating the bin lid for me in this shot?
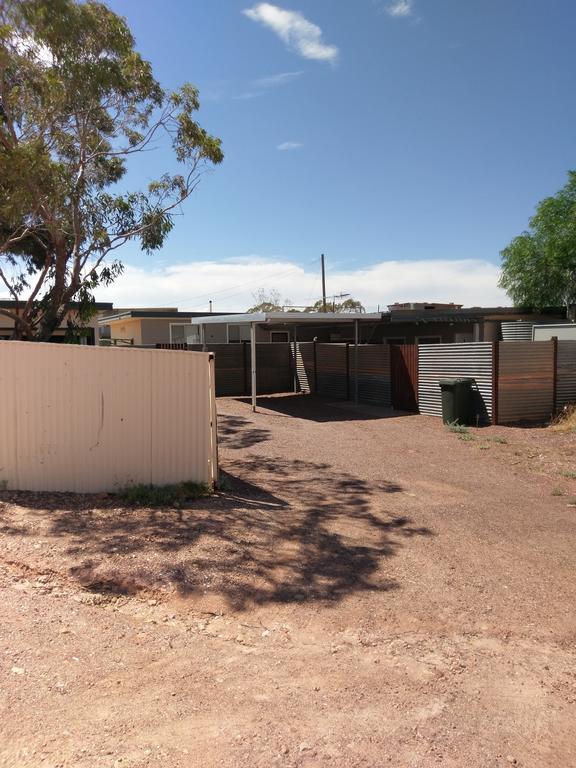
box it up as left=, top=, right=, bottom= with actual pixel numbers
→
left=438, top=377, right=475, bottom=387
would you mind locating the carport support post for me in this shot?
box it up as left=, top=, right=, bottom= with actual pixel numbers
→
left=201, top=323, right=207, bottom=352
left=293, top=325, right=298, bottom=393
left=250, top=322, right=257, bottom=412
left=354, top=319, right=359, bottom=405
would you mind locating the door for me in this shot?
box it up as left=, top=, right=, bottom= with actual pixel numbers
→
left=390, top=344, right=418, bottom=412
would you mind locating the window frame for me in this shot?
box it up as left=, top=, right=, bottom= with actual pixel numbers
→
left=416, top=335, right=442, bottom=345
left=227, top=324, right=252, bottom=343
left=169, top=322, right=191, bottom=344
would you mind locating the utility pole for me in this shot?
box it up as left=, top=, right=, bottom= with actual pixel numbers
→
left=321, top=253, right=327, bottom=313
left=209, top=300, right=212, bottom=313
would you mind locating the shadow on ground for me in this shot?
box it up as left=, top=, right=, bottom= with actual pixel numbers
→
left=234, top=393, right=415, bottom=423
left=218, top=413, right=271, bottom=449
left=0, top=456, right=433, bottom=611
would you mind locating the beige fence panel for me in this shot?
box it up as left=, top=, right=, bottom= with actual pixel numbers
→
left=0, top=341, right=217, bottom=492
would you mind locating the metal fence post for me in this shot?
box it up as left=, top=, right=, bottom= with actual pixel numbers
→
left=552, top=336, right=558, bottom=415
left=491, top=341, right=499, bottom=425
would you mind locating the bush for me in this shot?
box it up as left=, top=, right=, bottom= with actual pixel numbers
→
left=550, top=405, right=576, bottom=434
left=117, top=481, right=212, bottom=507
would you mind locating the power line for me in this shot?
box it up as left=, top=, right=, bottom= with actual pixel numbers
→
left=178, top=257, right=321, bottom=311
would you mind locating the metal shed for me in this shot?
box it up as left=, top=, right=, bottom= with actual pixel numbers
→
left=192, top=312, right=381, bottom=411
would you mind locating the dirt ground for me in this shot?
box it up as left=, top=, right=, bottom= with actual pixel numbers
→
left=1, top=394, right=576, bottom=768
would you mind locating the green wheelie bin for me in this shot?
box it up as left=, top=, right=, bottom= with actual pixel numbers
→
left=438, top=378, right=475, bottom=426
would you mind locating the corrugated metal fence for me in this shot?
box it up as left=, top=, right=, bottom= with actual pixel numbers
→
left=498, top=341, right=554, bottom=423
left=159, top=343, right=293, bottom=396
left=556, top=340, right=576, bottom=409
left=294, top=342, right=392, bottom=406
left=155, top=339, right=575, bottom=422
left=0, top=341, right=218, bottom=493
left=418, top=340, right=576, bottom=425
left=418, top=343, right=494, bottom=424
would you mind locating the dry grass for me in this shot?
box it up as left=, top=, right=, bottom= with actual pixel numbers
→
left=550, top=405, right=576, bottom=433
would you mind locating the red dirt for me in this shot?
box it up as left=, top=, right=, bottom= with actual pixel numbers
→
left=1, top=394, right=576, bottom=768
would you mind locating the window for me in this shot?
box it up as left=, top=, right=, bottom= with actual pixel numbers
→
left=416, top=335, right=442, bottom=344
left=170, top=324, right=200, bottom=344
left=227, top=324, right=251, bottom=343
left=271, top=331, right=289, bottom=343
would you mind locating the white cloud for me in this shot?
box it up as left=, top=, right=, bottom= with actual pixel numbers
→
left=243, top=3, right=338, bottom=63
left=253, top=71, right=304, bottom=88
left=234, top=70, right=304, bottom=100
left=277, top=141, right=303, bottom=150
left=95, top=257, right=508, bottom=313
left=386, top=0, right=414, bottom=17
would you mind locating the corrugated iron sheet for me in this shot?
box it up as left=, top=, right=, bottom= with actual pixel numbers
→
left=418, top=343, right=493, bottom=424
left=0, top=341, right=216, bottom=492
left=316, top=343, right=349, bottom=400
left=498, top=341, right=554, bottom=423
left=501, top=321, right=535, bottom=341
left=556, top=340, right=576, bottom=409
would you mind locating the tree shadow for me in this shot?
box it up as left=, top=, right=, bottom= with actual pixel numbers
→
left=218, top=414, right=271, bottom=449
left=234, top=394, right=412, bottom=423
left=0, top=456, right=433, bottom=611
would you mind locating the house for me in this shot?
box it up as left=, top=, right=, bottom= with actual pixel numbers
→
left=281, top=304, right=567, bottom=345
left=97, top=308, right=266, bottom=346
left=0, top=299, right=114, bottom=344
left=98, top=302, right=568, bottom=347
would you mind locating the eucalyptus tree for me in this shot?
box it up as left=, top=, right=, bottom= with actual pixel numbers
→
left=0, top=0, right=223, bottom=339
left=500, top=171, right=576, bottom=317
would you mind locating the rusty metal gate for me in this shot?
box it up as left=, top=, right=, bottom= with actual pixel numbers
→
left=390, top=344, right=418, bottom=412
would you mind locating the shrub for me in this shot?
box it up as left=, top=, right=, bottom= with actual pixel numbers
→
left=117, top=481, right=212, bottom=507
left=446, top=422, right=470, bottom=435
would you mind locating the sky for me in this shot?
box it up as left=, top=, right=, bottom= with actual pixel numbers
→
left=91, top=0, right=576, bottom=311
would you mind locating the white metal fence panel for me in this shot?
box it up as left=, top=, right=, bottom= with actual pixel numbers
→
left=557, top=340, right=576, bottom=409
left=418, top=342, right=493, bottom=424
left=0, top=341, right=217, bottom=492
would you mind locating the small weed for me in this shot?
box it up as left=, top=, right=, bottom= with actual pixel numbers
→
left=478, top=445, right=490, bottom=450
left=561, top=471, right=576, bottom=480
left=117, top=481, right=212, bottom=507
left=551, top=489, right=565, bottom=497
left=486, top=436, right=508, bottom=445
left=550, top=405, right=576, bottom=434
left=458, top=433, right=476, bottom=442
left=446, top=421, right=470, bottom=435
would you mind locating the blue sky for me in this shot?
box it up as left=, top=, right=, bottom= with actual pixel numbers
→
left=98, top=0, right=576, bottom=311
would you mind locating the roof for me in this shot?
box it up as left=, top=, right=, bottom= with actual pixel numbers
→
left=99, top=310, right=238, bottom=324
left=1, top=298, right=113, bottom=311
left=383, top=306, right=566, bottom=323
left=192, top=312, right=382, bottom=325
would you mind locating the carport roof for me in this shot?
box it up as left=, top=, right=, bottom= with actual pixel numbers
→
left=192, top=312, right=381, bottom=325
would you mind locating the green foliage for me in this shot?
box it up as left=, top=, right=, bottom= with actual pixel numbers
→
left=304, top=297, right=365, bottom=313
left=499, top=171, right=576, bottom=312
left=0, top=0, right=223, bottom=340
left=561, top=471, right=576, bottom=479
left=551, top=488, right=565, bottom=497
left=486, top=435, right=508, bottom=444
left=446, top=421, right=470, bottom=434
left=117, top=481, right=212, bottom=507
left=247, top=288, right=288, bottom=313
